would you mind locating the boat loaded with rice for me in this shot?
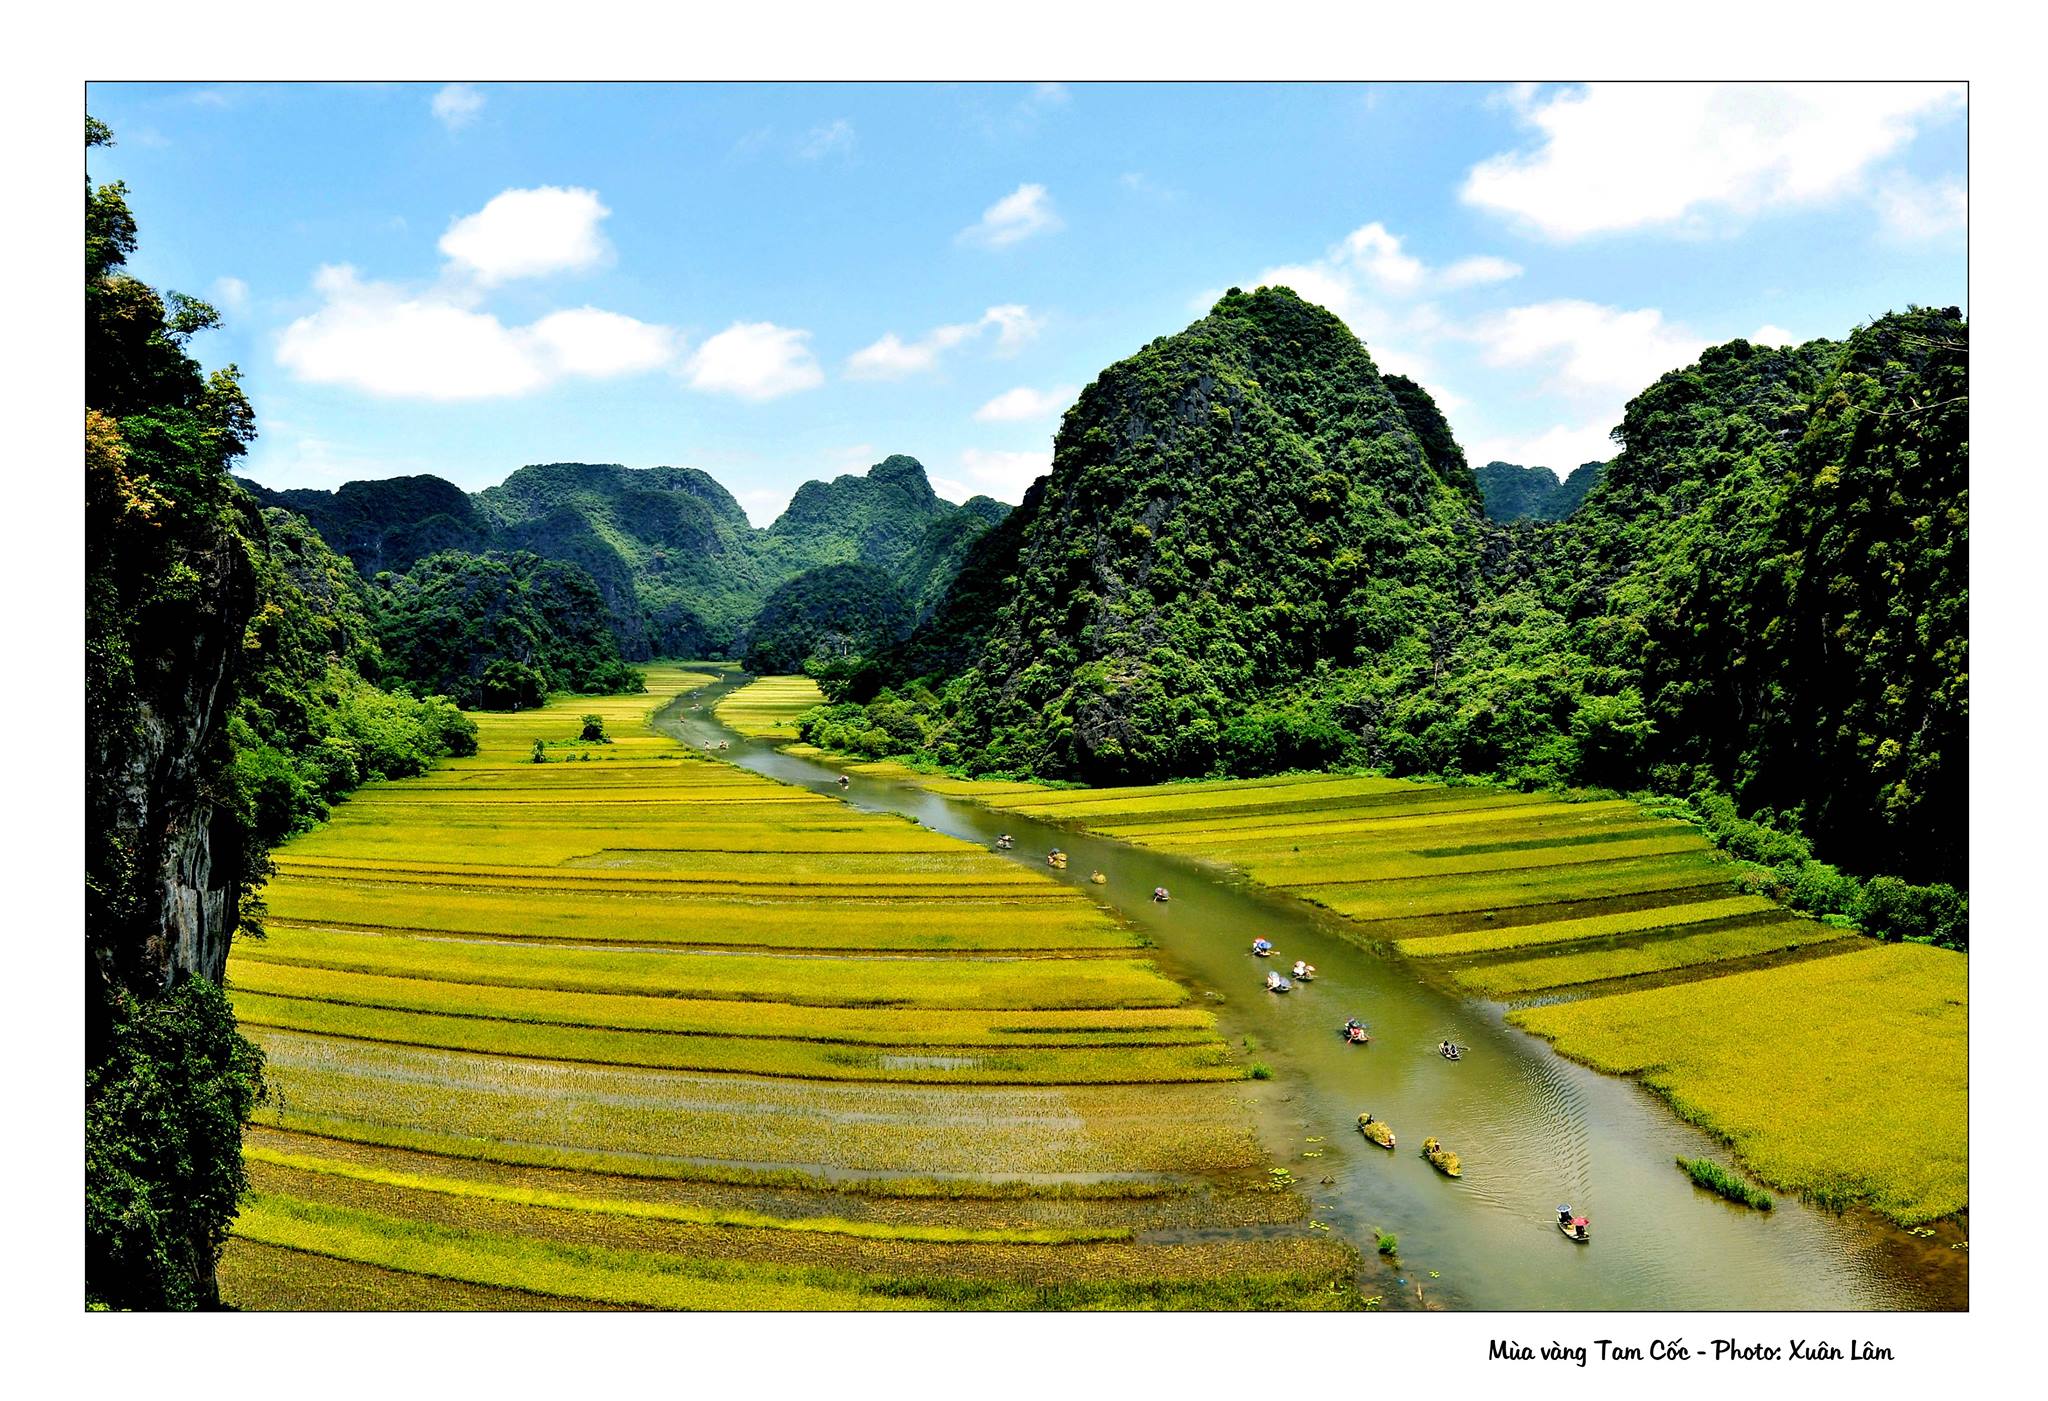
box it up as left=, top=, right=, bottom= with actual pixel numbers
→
left=1358, top=1114, right=1396, bottom=1149
left=1422, top=1137, right=1463, bottom=1178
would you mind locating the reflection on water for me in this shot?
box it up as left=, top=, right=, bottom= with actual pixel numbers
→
left=659, top=683, right=1964, bottom=1311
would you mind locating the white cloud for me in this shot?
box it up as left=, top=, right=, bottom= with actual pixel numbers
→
left=1244, top=223, right=1519, bottom=395
left=210, top=276, right=250, bottom=314
left=1464, top=82, right=1965, bottom=239
left=526, top=307, right=676, bottom=377
left=960, top=183, right=1062, bottom=249
left=1454, top=300, right=1716, bottom=476
left=1875, top=175, right=1967, bottom=241
left=975, top=384, right=1076, bottom=423
left=1468, top=299, right=1707, bottom=401
left=431, top=84, right=485, bottom=132
left=684, top=322, right=823, bottom=401
left=1338, top=223, right=1428, bottom=295
left=1751, top=324, right=1799, bottom=346
left=979, top=303, right=1041, bottom=352
left=845, top=306, right=1042, bottom=380
left=798, top=119, right=855, bottom=160
left=439, top=186, right=611, bottom=285
left=1119, top=171, right=1177, bottom=200
left=1438, top=255, right=1523, bottom=291
left=1270, top=223, right=1522, bottom=304
left=735, top=486, right=799, bottom=528
left=1467, top=418, right=1620, bottom=474
left=957, top=448, right=1050, bottom=503
left=276, top=265, right=676, bottom=401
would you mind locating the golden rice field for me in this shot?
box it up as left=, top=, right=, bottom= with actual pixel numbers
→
left=713, top=674, right=825, bottom=739
left=818, top=735, right=1967, bottom=1227
left=219, top=666, right=1357, bottom=1310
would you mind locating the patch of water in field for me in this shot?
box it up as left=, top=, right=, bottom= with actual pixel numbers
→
left=660, top=681, right=1965, bottom=1310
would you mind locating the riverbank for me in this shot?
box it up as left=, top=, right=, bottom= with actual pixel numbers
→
left=726, top=675, right=1967, bottom=1238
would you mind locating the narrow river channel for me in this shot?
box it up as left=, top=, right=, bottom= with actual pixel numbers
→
left=658, top=678, right=1964, bottom=1310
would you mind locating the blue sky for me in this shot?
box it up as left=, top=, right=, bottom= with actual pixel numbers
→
left=86, top=81, right=1966, bottom=523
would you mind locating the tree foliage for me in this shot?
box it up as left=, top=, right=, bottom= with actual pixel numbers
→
left=743, top=562, right=915, bottom=675
left=368, top=549, right=645, bottom=708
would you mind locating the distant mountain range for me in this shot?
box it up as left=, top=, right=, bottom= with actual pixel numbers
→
left=1473, top=459, right=1607, bottom=522
left=239, top=456, right=1008, bottom=660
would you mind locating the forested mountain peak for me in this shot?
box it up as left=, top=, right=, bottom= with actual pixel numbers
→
left=244, top=453, right=1009, bottom=662
left=853, top=284, right=1487, bottom=779
left=1473, top=460, right=1608, bottom=522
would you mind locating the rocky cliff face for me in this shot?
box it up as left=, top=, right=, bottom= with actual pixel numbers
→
left=89, top=479, right=258, bottom=995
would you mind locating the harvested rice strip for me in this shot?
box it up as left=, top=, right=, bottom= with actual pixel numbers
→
left=1395, top=895, right=1780, bottom=957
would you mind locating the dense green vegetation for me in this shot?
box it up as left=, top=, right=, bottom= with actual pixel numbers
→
left=807, top=287, right=1968, bottom=912
left=87, top=981, right=266, bottom=1309
left=230, top=510, right=478, bottom=851
left=1677, top=1157, right=1773, bottom=1211
left=743, top=562, right=915, bottom=676
left=1473, top=460, right=1606, bottom=522
left=852, top=288, right=1489, bottom=780
left=245, top=454, right=1010, bottom=660
left=85, top=117, right=270, bottom=1309
left=368, top=549, right=643, bottom=709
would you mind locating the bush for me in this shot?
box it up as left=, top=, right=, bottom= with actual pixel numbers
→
left=579, top=713, right=608, bottom=743
left=481, top=658, right=547, bottom=711
left=86, top=980, right=266, bottom=1309
left=1858, top=878, right=1968, bottom=949
left=530, top=739, right=547, bottom=764
left=1677, top=1155, right=1773, bottom=1210
left=1375, top=1230, right=1399, bottom=1256
left=1218, top=704, right=1353, bottom=775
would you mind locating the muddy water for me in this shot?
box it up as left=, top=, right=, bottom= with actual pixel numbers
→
left=658, top=682, right=1964, bottom=1310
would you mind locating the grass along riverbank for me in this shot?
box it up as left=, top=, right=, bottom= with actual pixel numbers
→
left=724, top=676, right=1968, bottom=1229
left=220, top=665, right=1356, bottom=1309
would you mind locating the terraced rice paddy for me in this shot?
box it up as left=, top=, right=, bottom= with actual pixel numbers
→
left=830, top=753, right=1966, bottom=1228
left=713, top=674, right=825, bottom=740
left=219, top=667, right=1356, bottom=1310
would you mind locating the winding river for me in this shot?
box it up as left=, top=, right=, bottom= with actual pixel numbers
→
left=659, top=678, right=1965, bottom=1310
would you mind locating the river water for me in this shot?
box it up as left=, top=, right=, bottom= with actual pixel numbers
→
left=658, top=680, right=1965, bottom=1310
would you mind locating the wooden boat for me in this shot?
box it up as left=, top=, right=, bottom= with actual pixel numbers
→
left=1438, top=1042, right=1463, bottom=1061
left=1089, top=870, right=1108, bottom=884
left=1251, top=939, right=1274, bottom=957
left=1358, top=1115, right=1396, bottom=1149
left=1152, top=887, right=1170, bottom=902
left=1559, top=1216, right=1590, bottom=1242
left=1047, top=851, right=1068, bottom=869
left=1340, top=1020, right=1371, bottom=1045
left=1421, top=1137, right=1462, bottom=1178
